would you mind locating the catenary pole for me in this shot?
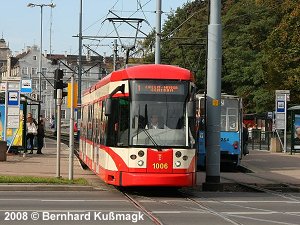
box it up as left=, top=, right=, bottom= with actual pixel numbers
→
left=77, top=0, right=83, bottom=123
left=113, top=39, right=117, bottom=71
left=38, top=6, right=43, bottom=102
left=203, top=0, right=223, bottom=191
left=155, top=0, right=161, bottom=64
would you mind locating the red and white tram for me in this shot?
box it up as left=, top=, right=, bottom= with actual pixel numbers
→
left=79, top=64, right=197, bottom=186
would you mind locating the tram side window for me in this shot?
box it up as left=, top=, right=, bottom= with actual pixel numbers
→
left=81, top=106, right=88, bottom=138
left=106, top=99, right=119, bottom=146
left=93, top=102, right=98, bottom=144
left=100, top=101, right=107, bottom=145
left=117, top=98, right=129, bottom=146
left=106, top=98, right=130, bottom=147
left=87, top=105, right=93, bottom=140
left=94, top=102, right=100, bottom=145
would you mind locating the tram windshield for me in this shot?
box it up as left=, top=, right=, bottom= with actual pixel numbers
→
left=221, top=98, right=240, bottom=131
left=123, top=80, right=193, bottom=148
left=196, top=95, right=240, bottom=132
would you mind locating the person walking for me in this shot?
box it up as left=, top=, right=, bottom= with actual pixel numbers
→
left=26, top=113, right=37, bottom=154
left=37, top=115, right=45, bottom=154
left=243, top=123, right=249, bottom=156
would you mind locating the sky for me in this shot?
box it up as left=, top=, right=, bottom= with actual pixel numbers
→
left=1, top=0, right=192, bottom=57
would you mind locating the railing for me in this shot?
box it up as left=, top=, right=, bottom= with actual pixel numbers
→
left=248, top=129, right=292, bottom=151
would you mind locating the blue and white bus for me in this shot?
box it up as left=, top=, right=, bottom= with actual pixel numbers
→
left=196, top=94, right=243, bottom=168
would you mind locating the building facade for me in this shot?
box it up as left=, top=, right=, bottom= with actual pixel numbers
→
left=0, top=37, right=11, bottom=78
left=1, top=44, right=104, bottom=125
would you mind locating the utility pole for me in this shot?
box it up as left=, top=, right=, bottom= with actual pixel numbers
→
left=77, top=0, right=83, bottom=123
left=203, top=0, right=223, bottom=191
left=155, top=0, right=162, bottom=64
left=113, top=39, right=118, bottom=71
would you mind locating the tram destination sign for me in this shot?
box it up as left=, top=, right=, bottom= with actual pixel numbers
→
left=134, top=82, right=185, bottom=95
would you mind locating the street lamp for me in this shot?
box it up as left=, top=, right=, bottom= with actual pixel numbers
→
left=27, top=2, right=56, bottom=101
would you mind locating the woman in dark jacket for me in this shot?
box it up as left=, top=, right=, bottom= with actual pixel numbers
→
left=37, top=115, right=45, bottom=154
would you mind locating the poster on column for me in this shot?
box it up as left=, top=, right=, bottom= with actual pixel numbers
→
left=0, top=104, right=24, bottom=146
left=293, top=114, right=300, bottom=150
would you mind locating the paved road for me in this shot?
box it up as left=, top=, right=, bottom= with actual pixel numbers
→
left=0, top=190, right=152, bottom=225
left=0, top=189, right=300, bottom=225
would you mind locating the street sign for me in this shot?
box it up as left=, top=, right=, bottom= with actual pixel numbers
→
left=276, top=100, right=285, bottom=113
left=276, top=90, right=290, bottom=94
left=20, top=79, right=32, bottom=93
left=275, top=90, right=290, bottom=153
left=7, top=115, right=20, bottom=129
left=67, top=82, right=78, bottom=108
left=8, top=91, right=19, bottom=106
left=8, top=82, right=20, bottom=90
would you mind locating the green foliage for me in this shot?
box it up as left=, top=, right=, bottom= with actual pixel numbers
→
left=141, top=0, right=300, bottom=114
left=0, top=175, right=88, bottom=185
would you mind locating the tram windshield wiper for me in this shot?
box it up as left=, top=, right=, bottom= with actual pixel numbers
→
left=140, top=128, right=161, bottom=151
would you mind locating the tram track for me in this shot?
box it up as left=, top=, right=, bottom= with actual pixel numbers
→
left=118, top=187, right=245, bottom=225
left=119, top=188, right=164, bottom=225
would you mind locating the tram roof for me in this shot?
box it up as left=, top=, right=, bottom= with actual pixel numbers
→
left=84, top=64, right=193, bottom=96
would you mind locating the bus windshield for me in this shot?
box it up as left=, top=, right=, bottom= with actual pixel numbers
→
left=127, top=80, right=192, bottom=148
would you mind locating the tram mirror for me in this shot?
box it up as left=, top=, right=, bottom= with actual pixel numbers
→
left=105, top=98, right=112, bottom=116
left=187, top=101, right=195, bottom=117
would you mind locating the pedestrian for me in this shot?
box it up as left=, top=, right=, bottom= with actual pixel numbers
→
left=26, top=113, right=38, bottom=154
left=243, top=123, right=249, bottom=156
left=37, top=115, right=45, bottom=154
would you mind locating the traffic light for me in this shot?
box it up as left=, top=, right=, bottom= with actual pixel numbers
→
left=54, top=69, right=68, bottom=99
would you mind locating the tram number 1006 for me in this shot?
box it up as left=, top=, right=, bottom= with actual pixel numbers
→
left=152, top=163, right=169, bottom=169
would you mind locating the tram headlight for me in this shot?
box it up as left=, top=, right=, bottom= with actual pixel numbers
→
left=182, top=155, right=188, bottom=161
left=138, top=160, right=144, bottom=166
left=138, top=150, right=144, bottom=157
left=130, top=154, right=137, bottom=160
left=175, top=151, right=182, bottom=158
left=175, top=161, right=181, bottom=167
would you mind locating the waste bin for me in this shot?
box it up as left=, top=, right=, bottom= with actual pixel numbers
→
left=270, top=137, right=281, bottom=153
left=0, top=141, right=7, bottom=161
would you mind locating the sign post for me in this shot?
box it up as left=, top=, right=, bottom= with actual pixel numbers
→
left=275, top=90, right=290, bottom=153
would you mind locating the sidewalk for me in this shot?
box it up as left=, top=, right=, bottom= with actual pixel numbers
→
left=220, top=149, right=300, bottom=185
left=0, top=138, right=108, bottom=189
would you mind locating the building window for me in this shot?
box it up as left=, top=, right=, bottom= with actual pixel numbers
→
left=40, top=110, right=45, bottom=118
left=42, top=68, right=47, bottom=76
left=22, top=67, right=28, bottom=75
left=32, top=80, right=37, bottom=90
left=33, top=55, right=37, bottom=60
left=41, top=95, right=46, bottom=103
left=62, top=69, right=67, bottom=75
left=61, top=110, right=66, bottom=119
left=41, top=80, right=47, bottom=90
left=31, top=67, right=37, bottom=75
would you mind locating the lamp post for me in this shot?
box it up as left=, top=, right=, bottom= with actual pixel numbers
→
left=27, top=2, right=56, bottom=101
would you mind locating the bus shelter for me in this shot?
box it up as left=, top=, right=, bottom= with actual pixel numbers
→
left=0, top=93, right=40, bottom=153
left=289, top=105, right=300, bottom=154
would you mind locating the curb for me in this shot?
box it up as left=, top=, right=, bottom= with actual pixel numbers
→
left=0, top=184, right=104, bottom=191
